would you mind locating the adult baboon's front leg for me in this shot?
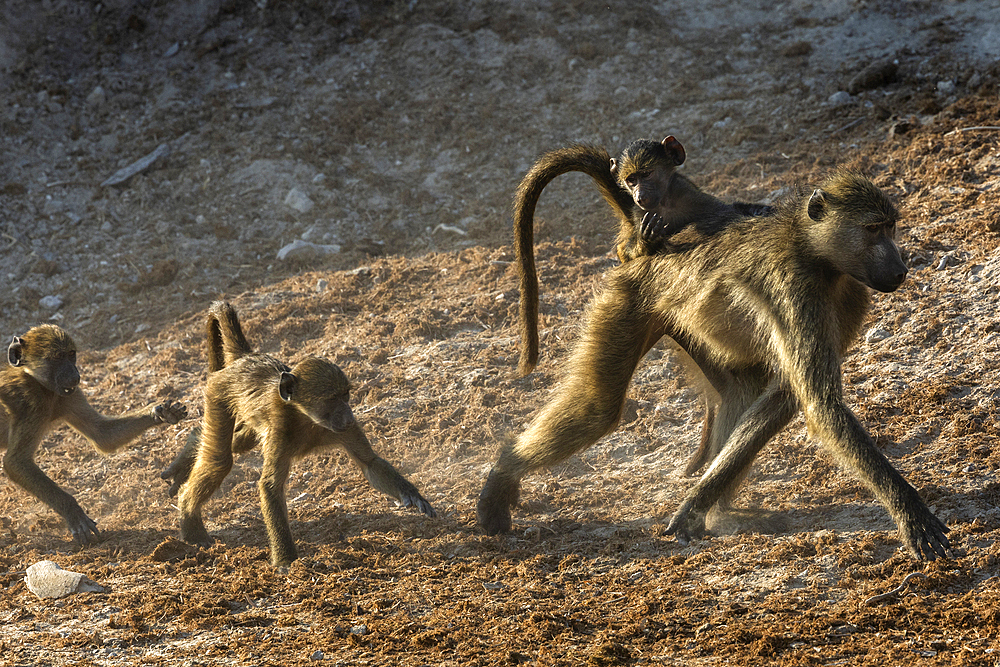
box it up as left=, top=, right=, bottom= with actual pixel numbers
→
left=667, top=384, right=797, bottom=542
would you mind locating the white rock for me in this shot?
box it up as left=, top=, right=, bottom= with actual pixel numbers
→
left=276, top=239, right=342, bottom=261
left=316, top=279, right=328, bottom=293
left=937, top=80, right=956, bottom=95
left=828, top=91, right=852, bottom=106
left=26, top=561, right=105, bottom=599
left=39, top=295, right=63, bottom=310
left=284, top=187, right=315, bottom=213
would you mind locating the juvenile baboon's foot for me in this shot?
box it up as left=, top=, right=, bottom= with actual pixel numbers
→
left=179, top=515, right=213, bottom=548
left=476, top=469, right=521, bottom=535
left=153, top=400, right=188, bottom=424
left=899, top=507, right=951, bottom=561
left=664, top=498, right=708, bottom=545
left=398, top=486, right=437, bottom=518
left=160, top=427, right=201, bottom=497
left=65, top=504, right=101, bottom=545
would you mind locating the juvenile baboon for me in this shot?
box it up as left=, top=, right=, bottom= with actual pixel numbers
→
left=0, top=324, right=187, bottom=543
left=168, top=301, right=435, bottom=567
left=479, top=170, right=951, bottom=561
left=514, top=135, right=772, bottom=377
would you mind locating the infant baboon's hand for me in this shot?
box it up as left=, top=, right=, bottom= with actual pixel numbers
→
left=639, top=210, right=666, bottom=243
left=153, top=401, right=188, bottom=424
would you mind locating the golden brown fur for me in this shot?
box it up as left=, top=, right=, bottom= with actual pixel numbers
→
left=0, top=324, right=186, bottom=543
left=514, top=136, right=771, bottom=378
left=479, top=170, right=950, bottom=561
left=166, top=301, right=435, bottom=567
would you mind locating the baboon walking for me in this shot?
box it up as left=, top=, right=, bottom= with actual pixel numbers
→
left=479, top=170, right=950, bottom=561
left=0, top=324, right=187, bottom=543
left=167, top=302, right=435, bottom=567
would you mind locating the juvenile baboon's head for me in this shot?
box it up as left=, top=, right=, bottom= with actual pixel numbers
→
left=8, top=324, right=81, bottom=395
left=804, top=170, right=907, bottom=293
left=279, top=357, right=355, bottom=432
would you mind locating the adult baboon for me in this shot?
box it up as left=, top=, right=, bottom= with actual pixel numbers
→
left=0, top=324, right=187, bottom=543
left=479, top=170, right=950, bottom=561
left=169, top=301, right=435, bottom=567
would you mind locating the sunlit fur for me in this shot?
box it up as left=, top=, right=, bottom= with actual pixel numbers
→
left=0, top=324, right=185, bottom=544
left=170, top=302, right=435, bottom=567
left=479, top=171, right=950, bottom=562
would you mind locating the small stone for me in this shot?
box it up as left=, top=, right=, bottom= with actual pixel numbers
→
left=351, top=624, right=368, bottom=635
left=828, top=91, right=852, bottom=107
left=309, top=650, right=324, bottom=661
left=86, top=86, right=106, bottom=107
left=284, top=187, right=315, bottom=213
left=39, top=295, right=63, bottom=310
left=276, top=239, right=343, bottom=261
left=316, top=279, right=328, bottom=293
left=101, top=143, right=170, bottom=187
left=864, top=328, right=891, bottom=344
left=937, top=80, right=956, bottom=95
left=26, top=561, right=105, bottom=599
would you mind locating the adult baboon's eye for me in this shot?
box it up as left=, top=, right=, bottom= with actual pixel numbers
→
left=865, top=224, right=880, bottom=233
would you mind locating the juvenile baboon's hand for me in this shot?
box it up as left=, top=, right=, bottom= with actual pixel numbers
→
left=66, top=504, right=101, bottom=545
left=899, top=508, right=951, bottom=561
left=665, top=498, right=708, bottom=545
left=153, top=401, right=188, bottom=425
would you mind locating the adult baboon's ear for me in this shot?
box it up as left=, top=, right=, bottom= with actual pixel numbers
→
left=8, top=336, right=23, bottom=367
left=609, top=157, right=619, bottom=176
left=807, top=189, right=827, bottom=221
left=278, top=371, right=297, bottom=401
left=661, top=136, right=686, bottom=166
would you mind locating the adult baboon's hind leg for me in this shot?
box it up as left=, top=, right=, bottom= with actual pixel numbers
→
left=478, top=279, right=658, bottom=535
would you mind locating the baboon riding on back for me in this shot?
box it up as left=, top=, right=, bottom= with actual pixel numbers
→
left=479, top=169, right=951, bottom=561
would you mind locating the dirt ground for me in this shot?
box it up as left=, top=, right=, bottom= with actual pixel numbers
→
left=1, top=1, right=1000, bottom=665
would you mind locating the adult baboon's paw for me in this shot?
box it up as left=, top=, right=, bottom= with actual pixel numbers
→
left=665, top=499, right=707, bottom=545
left=153, top=401, right=188, bottom=424
left=476, top=469, right=519, bottom=535
left=900, top=510, right=951, bottom=561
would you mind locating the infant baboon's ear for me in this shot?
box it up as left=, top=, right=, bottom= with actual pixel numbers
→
left=279, top=371, right=298, bottom=401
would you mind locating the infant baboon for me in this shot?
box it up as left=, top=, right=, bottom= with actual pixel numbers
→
left=166, top=302, right=435, bottom=567
left=480, top=170, right=950, bottom=561
left=0, top=324, right=186, bottom=543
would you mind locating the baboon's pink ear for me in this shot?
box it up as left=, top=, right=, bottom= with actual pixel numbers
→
left=662, top=136, right=686, bottom=166
left=278, top=371, right=297, bottom=401
left=8, top=336, right=23, bottom=367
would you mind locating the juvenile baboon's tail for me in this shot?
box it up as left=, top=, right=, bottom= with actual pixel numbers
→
left=513, top=144, right=631, bottom=377
left=206, top=301, right=253, bottom=372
